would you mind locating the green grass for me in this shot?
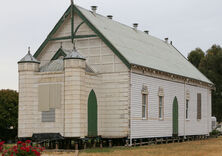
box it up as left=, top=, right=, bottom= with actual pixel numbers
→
left=81, top=146, right=137, bottom=153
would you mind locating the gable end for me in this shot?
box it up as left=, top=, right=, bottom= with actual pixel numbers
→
left=33, top=4, right=131, bottom=69
left=51, top=48, right=67, bottom=60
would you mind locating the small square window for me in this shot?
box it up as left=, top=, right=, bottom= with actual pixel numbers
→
left=42, top=108, right=55, bottom=122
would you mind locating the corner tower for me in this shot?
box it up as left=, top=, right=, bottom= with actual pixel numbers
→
left=18, top=47, right=40, bottom=138
left=63, top=47, right=87, bottom=137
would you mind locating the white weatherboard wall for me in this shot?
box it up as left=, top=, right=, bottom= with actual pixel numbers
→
left=130, top=72, right=211, bottom=139
left=184, top=85, right=211, bottom=135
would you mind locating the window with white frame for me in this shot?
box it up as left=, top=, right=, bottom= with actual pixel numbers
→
left=158, top=87, right=164, bottom=119
left=141, top=85, right=148, bottom=119
left=159, top=96, right=164, bottom=119
left=142, top=94, right=147, bottom=119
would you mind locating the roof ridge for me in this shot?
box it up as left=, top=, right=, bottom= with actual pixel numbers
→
left=33, top=4, right=212, bottom=84
left=75, top=5, right=165, bottom=43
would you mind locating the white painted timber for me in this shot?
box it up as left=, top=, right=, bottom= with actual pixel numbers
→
left=130, top=72, right=212, bottom=139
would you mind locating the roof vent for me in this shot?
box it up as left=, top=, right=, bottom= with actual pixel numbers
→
left=133, top=23, right=138, bottom=30
left=91, top=6, right=97, bottom=14
left=107, top=15, right=113, bottom=19
left=170, top=41, right=173, bottom=45
left=164, top=38, right=169, bottom=43
left=144, top=30, right=149, bottom=35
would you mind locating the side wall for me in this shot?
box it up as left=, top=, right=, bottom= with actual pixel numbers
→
left=131, top=72, right=211, bottom=139
left=184, top=85, right=211, bottom=135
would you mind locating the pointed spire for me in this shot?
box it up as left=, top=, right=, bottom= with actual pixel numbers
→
left=18, top=46, right=40, bottom=64
left=28, top=47, right=31, bottom=54
left=64, top=46, right=85, bottom=60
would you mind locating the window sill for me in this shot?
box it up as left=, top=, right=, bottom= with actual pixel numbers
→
left=142, top=118, right=147, bottom=120
left=186, top=119, right=190, bottom=121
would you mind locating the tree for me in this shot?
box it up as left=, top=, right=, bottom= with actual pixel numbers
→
left=0, top=89, right=18, bottom=141
left=198, top=45, right=222, bottom=122
left=188, top=48, right=205, bottom=68
left=188, top=44, right=222, bottom=122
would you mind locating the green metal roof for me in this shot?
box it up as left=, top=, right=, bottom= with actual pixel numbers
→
left=33, top=4, right=212, bottom=84
left=76, top=6, right=212, bottom=84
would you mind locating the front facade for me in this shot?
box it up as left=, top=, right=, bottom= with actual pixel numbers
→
left=18, top=3, right=213, bottom=143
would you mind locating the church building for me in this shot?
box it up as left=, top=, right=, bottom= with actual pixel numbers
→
left=18, top=2, right=213, bottom=146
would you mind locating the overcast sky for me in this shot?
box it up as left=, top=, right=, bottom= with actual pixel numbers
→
left=0, top=0, right=221, bottom=90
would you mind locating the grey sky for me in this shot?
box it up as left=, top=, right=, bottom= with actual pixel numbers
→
left=0, top=0, right=221, bottom=90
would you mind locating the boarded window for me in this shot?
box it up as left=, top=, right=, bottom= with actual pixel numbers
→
left=142, top=94, right=148, bottom=119
left=186, top=99, right=189, bottom=119
left=38, top=85, right=50, bottom=111
left=49, top=84, right=61, bottom=109
left=197, top=93, right=201, bottom=119
left=42, top=108, right=55, bottom=122
left=159, top=96, right=164, bottom=119
left=38, top=84, right=61, bottom=111
left=38, top=84, right=61, bottom=122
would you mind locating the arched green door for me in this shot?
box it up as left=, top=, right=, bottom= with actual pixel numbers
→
left=88, top=90, right=97, bottom=137
left=173, top=97, right=179, bottom=136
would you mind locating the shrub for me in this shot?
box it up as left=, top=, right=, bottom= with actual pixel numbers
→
left=210, top=129, right=221, bottom=136
left=1, top=140, right=44, bottom=156
left=0, top=141, right=5, bottom=152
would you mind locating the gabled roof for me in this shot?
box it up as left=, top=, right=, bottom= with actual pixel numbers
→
left=40, top=59, right=64, bottom=72
left=76, top=6, right=212, bottom=84
left=34, top=4, right=212, bottom=84
left=51, top=48, right=67, bottom=60
left=51, top=47, right=85, bottom=60
left=41, top=50, right=93, bottom=73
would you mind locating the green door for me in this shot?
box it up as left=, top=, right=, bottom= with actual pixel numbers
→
left=172, top=97, right=179, bottom=136
left=88, top=90, right=97, bottom=137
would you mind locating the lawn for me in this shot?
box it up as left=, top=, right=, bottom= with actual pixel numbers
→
left=42, top=136, right=222, bottom=156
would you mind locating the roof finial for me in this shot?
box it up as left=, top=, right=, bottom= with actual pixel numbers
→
left=60, top=42, right=63, bottom=48
left=28, top=47, right=31, bottom=54
left=73, top=40, right=76, bottom=50
left=71, top=0, right=74, bottom=5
